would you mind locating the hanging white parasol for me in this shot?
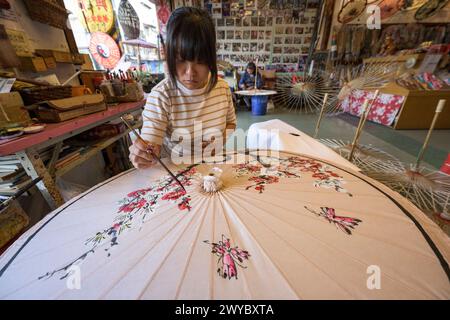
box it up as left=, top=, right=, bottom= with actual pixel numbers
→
left=0, top=150, right=449, bottom=299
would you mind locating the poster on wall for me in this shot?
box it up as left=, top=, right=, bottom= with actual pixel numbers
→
left=89, top=32, right=121, bottom=69
left=118, top=0, right=140, bottom=40
left=78, top=0, right=115, bottom=33
left=156, top=0, right=171, bottom=38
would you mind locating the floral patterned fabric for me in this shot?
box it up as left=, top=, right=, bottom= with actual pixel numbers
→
left=340, top=89, right=405, bottom=126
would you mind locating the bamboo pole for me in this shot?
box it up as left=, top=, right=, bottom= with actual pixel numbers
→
left=313, top=93, right=329, bottom=138
left=414, top=99, right=446, bottom=171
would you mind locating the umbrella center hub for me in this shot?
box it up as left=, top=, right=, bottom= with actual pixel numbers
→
left=202, top=167, right=223, bottom=193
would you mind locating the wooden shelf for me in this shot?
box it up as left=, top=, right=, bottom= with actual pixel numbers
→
left=55, top=121, right=141, bottom=177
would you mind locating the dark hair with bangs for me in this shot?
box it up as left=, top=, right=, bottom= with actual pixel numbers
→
left=165, top=7, right=218, bottom=93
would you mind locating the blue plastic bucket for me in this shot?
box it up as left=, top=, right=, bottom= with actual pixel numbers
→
left=251, top=95, right=268, bottom=115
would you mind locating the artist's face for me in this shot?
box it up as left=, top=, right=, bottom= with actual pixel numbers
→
left=176, top=57, right=210, bottom=90
left=247, top=68, right=254, bottom=74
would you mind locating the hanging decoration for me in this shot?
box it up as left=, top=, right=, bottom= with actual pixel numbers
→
left=156, top=0, right=171, bottom=38
left=118, top=0, right=140, bottom=40
left=415, top=0, right=450, bottom=20
left=89, top=32, right=121, bottom=69
left=337, top=0, right=367, bottom=24
left=397, top=0, right=428, bottom=11
left=379, top=0, right=401, bottom=20
left=78, top=0, right=115, bottom=33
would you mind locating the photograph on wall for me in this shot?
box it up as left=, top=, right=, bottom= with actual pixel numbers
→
left=285, top=16, right=292, bottom=24
left=235, top=30, right=242, bottom=39
left=295, top=27, right=304, bottom=34
left=227, top=30, right=234, bottom=39
left=233, top=43, right=241, bottom=52
left=243, top=30, right=250, bottom=39
left=258, top=30, right=265, bottom=39
left=250, top=42, right=257, bottom=52
left=224, top=43, right=231, bottom=51
left=265, top=43, right=271, bottom=51
left=251, top=17, right=258, bottom=26
left=307, top=0, right=319, bottom=9
left=242, top=43, right=249, bottom=52
left=266, top=17, right=273, bottom=25
left=304, top=36, right=312, bottom=43
left=259, top=17, right=266, bottom=26
left=226, top=18, right=234, bottom=26
left=222, top=1, right=231, bottom=16
left=276, top=16, right=283, bottom=24
left=301, top=16, right=309, bottom=24
left=258, top=43, right=264, bottom=51
left=245, top=0, right=255, bottom=9
left=274, top=36, right=283, bottom=44
left=235, top=18, right=242, bottom=26
left=294, top=36, right=302, bottom=44
left=218, top=30, right=225, bottom=39
left=272, top=56, right=281, bottom=63
left=273, top=46, right=282, bottom=54
left=285, top=36, right=293, bottom=44
left=301, top=46, right=309, bottom=54
left=251, top=30, right=258, bottom=39
left=212, top=7, right=222, bottom=18
left=217, top=18, right=224, bottom=26
left=223, top=54, right=229, bottom=60
left=285, top=26, right=293, bottom=34
left=243, top=16, right=251, bottom=26
left=275, top=26, right=284, bottom=34
left=266, top=30, right=272, bottom=38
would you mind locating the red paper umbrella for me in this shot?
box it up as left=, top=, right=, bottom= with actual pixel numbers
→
left=379, top=0, right=401, bottom=20
left=89, top=32, right=121, bottom=69
left=337, top=0, right=368, bottom=24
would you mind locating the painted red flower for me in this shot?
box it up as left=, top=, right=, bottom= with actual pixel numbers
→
left=312, top=172, right=329, bottom=180
left=127, top=188, right=152, bottom=198
left=162, top=190, right=186, bottom=201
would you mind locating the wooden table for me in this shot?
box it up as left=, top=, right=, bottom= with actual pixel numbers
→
left=0, top=101, right=145, bottom=209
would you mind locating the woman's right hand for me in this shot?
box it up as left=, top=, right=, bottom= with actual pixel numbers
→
left=129, top=139, right=161, bottom=169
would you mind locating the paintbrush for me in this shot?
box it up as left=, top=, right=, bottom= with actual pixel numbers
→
left=120, top=117, right=186, bottom=192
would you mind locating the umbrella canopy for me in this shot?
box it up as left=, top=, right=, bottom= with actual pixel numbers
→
left=0, top=151, right=449, bottom=299
left=122, top=38, right=157, bottom=49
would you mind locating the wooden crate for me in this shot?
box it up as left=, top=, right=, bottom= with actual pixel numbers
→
left=18, top=56, right=47, bottom=72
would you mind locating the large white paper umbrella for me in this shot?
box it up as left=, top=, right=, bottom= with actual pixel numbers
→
left=0, top=151, right=449, bottom=299
left=318, top=138, right=401, bottom=172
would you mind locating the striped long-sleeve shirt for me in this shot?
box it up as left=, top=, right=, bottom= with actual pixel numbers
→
left=141, top=77, right=236, bottom=157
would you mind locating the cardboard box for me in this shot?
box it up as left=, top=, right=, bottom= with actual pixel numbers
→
left=0, top=92, right=31, bottom=125
left=35, top=49, right=73, bottom=63
left=42, top=56, right=56, bottom=69
left=18, top=56, right=47, bottom=72
left=52, top=50, right=73, bottom=63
